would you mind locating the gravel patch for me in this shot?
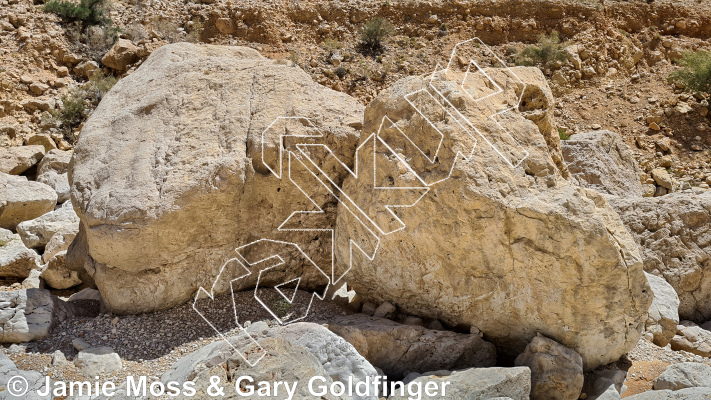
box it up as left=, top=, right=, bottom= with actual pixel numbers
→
left=3, top=288, right=352, bottom=383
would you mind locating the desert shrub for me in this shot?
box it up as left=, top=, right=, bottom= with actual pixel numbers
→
left=322, top=38, right=342, bottom=53
left=87, top=24, right=120, bottom=52
left=289, top=50, right=299, bottom=64
left=334, top=66, right=347, bottom=78
left=273, top=298, right=291, bottom=318
left=44, top=0, right=110, bottom=27
left=56, top=88, right=87, bottom=131
left=187, top=19, right=204, bottom=43
left=668, top=50, right=711, bottom=95
left=515, top=31, right=569, bottom=68
left=558, top=127, right=570, bottom=140
left=54, top=71, right=118, bottom=143
left=360, top=17, right=394, bottom=54
left=89, top=70, right=118, bottom=98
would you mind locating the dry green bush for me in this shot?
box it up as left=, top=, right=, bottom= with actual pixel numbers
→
left=515, top=31, right=569, bottom=69
left=359, top=17, right=394, bottom=54
left=669, top=50, right=711, bottom=95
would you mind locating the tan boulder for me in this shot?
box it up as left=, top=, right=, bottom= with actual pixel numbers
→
left=70, top=43, right=364, bottom=313
left=0, top=145, right=45, bottom=175
left=335, top=66, right=651, bottom=369
left=0, top=228, right=40, bottom=279
left=645, top=272, right=680, bottom=347
left=36, top=150, right=72, bottom=203
left=101, top=39, right=139, bottom=72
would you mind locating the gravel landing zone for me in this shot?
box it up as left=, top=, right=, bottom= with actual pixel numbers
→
left=2, top=288, right=353, bottom=384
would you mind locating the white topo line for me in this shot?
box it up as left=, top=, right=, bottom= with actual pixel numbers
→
left=194, top=37, right=530, bottom=367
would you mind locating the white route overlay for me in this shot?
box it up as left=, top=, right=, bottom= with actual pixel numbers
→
left=193, top=37, right=531, bottom=367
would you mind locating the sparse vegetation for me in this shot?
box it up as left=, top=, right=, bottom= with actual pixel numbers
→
left=187, top=19, right=204, bottom=43
left=152, top=16, right=181, bottom=43
left=54, top=71, right=118, bottom=143
left=558, top=128, right=570, bottom=140
left=56, top=88, right=87, bottom=132
left=668, top=50, right=711, bottom=95
left=44, top=0, right=111, bottom=27
left=515, top=31, right=569, bottom=69
left=334, top=66, right=347, bottom=78
left=289, top=50, right=299, bottom=65
left=322, top=38, right=343, bottom=53
left=273, top=298, right=292, bottom=318
left=359, top=17, right=394, bottom=55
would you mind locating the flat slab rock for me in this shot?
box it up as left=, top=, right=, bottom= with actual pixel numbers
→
left=326, top=313, right=496, bottom=379
left=74, top=346, right=122, bottom=377
left=391, top=367, right=531, bottom=400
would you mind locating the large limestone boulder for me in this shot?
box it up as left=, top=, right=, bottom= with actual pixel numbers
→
left=514, top=335, right=584, bottom=400
left=0, top=173, right=57, bottom=231
left=645, top=272, right=680, bottom=347
left=326, top=313, right=495, bottom=379
left=561, top=130, right=644, bottom=198
left=70, top=43, right=364, bottom=313
left=335, top=67, right=651, bottom=369
left=263, top=322, right=379, bottom=400
left=609, top=191, right=711, bottom=321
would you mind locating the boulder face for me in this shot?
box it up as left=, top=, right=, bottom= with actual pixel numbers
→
left=609, top=191, right=711, bottom=322
left=562, top=130, right=643, bottom=198
left=70, top=43, right=364, bottom=314
left=335, top=68, right=651, bottom=369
